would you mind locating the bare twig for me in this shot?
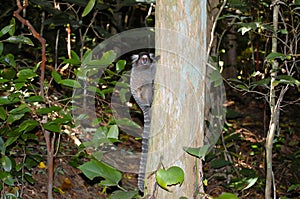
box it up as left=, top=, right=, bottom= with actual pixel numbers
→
left=14, top=1, right=55, bottom=199
left=207, top=0, right=227, bottom=61
left=265, top=1, right=280, bottom=198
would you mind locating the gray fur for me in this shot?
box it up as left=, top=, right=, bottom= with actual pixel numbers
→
left=130, top=52, right=159, bottom=192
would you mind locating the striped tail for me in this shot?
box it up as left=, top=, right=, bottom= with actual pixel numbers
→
left=138, top=106, right=151, bottom=192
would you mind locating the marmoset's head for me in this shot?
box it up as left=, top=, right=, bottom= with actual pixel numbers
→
left=131, top=52, right=155, bottom=67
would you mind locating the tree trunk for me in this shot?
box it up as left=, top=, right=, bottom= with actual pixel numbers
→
left=144, top=1, right=207, bottom=198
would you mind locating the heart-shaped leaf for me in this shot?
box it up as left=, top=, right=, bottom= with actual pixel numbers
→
left=156, top=166, right=184, bottom=191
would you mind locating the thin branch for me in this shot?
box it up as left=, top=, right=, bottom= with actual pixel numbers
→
left=207, top=0, right=227, bottom=62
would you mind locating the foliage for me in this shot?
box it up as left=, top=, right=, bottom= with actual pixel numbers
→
left=0, top=0, right=153, bottom=198
left=156, top=166, right=184, bottom=191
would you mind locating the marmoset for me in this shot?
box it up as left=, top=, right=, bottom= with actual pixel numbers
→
left=130, top=52, right=159, bottom=192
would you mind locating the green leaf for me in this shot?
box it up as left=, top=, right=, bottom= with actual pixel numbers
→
left=17, top=69, right=37, bottom=81
left=183, top=145, right=210, bottom=160
left=265, top=52, right=286, bottom=61
left=42, top=122, right=61, bottom=133
left=1, top=156, right=12, bottom=172
left=9, top=18, right=16, bottom=36
left=242, top=177, right=258, bottom=190
left=4, top=36, right=34, bottom=46
left=59, top=79, right=82, bottom=88
left=216, top=192, right=239, bottom=199
left=108, top=190, right=139, bottom=199
left=25, top=96, right=45, bottom=103
left=4, top=136, right=20, bottom=148
left=78, top=160, right=121, bottom=186
left=82, top=0, right=95, bottom=17
left=0, top=137, right=4, bottom=154
left=62, top=50, right=81, bottom=65
left=210, top=69, right=223, bottom=87
left=115, top=118, right=141, bottom=130
left=9, top=104, right=31, bottom=115
left=210, top=159, right=231, bottom=169
left=84, top=50, right=116, bottom=68
left=51, top=70, right=62, bottom=83
left=0, top=42, right=3, bottom=55
left=0, top=107, right=6, bottom=120
left=2, top=68, right=16, bottom=79
left=2, top=53, right=16, bottom=67
left=156, top=166, right=184, bottom=191
left=17, top=120, right=39, bottom=133
left=288, top=183, right=300, bottom=192
left=37, top=106, right=61, bottom=115
left=0, top=172, right=14, bottom=186
left=116, top=60, right=126, bottom=72
left=24, top=172, right=35, bottom=184
left=7, top=113, right=24, bottom=124
left=107, top=125, right=119, bottom=139
left=276, top=75, right=300, bottom=86
left=0, top=24, right=13, bottom=38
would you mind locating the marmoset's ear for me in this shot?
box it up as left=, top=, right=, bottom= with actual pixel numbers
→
left=131, top=54, right=139, bottom=63
left=149, top=53, right=160, bottom=62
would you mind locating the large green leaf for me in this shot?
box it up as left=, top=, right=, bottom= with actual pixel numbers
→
left=156, top=166, right=184, bottom=191
left=1, top=156, right=12, bottom=172
left=42, top=122, right=61, bottom=133
left=9, top=104, right=31, bottom=115
left=84, top=50, right=116, bottom=68
left=51, top=70, right=62, bottom=83
left=183, top=145, right=210, bottom=160
left=82, top=0, right=95, bottom=17
left=78, top=160, right=121, bottom=186
left=107, top=125, right=119, bottom=139
left=17, top=69, right=37, bottom=81
left=0, top=107, right=6, bottom=120
left=17, top=120, right=39, bottom=133
left=216, top=192, right=239, bottom=199
left=0, top=24, right=13, bottom=38
left=59, top=79, right=82, bottom=88
left=4, top=36, right=34, bottom=46
left=108, top=190, right=139, bottom=199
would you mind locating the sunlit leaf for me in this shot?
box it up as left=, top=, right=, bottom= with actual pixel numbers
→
left=0, top=172, right=14, bottom=186
left=24, top=172, right=35, bottom=184
left=78, top=160, right=121, bottom=186
left=9, top=18, right=16, bottom=36
left=82, top=0, right=95, bottom=17
left=42, top=122, right=61, bottom=133
left=4, top=36, right=34, bottom=46
left=108, top=190, right=139, bottom=199
left=7, top=113, right=24, bottom=124
left=183, top=145, right=210, bottom=160
left=51, top=70, right=62, bottom=83
left=216, top=192, right=239, bottom=199
left=107, top=125, right=119, bottom=139
left=242, top=177, right=258, bottom=190
left=116, top=60, right=126, bottom=72
left=84, top=50, right=116, bottom=68
left=1, top=156, right=12, bottom=172
left=156, top=166, right=184, bottom=191
left=288, top=183, right=300, bottom=192
left=0, top=24, right=13, bottom=38
left=59, top=79, right=82, bottom=88
left=25, top=96, right=45, bottom=103
left=17, top=120, right=39, bottom=133
left=17, top=69, right=37, bottom=81
left=265, top=52, right=286, bottom=61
